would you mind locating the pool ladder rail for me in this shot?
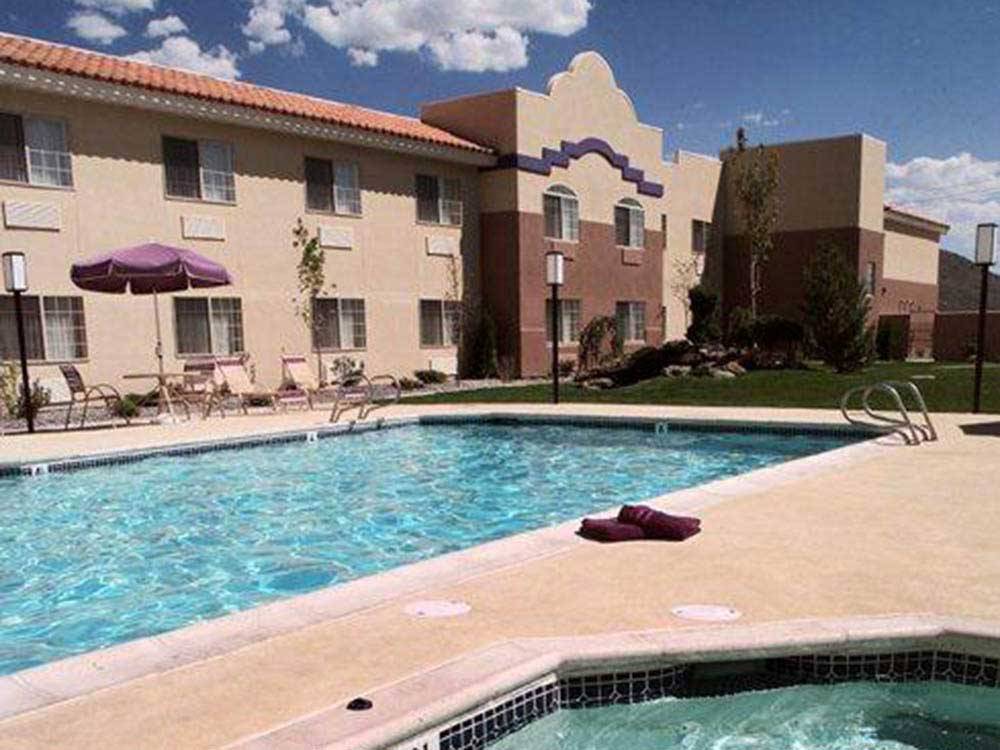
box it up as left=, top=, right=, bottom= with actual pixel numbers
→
left=840, top=380, right=937, bottom=446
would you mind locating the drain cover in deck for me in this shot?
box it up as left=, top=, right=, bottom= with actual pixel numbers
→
left=404, top=600, right=471, bottom=618
left=671, top=604, right=741, bottom=622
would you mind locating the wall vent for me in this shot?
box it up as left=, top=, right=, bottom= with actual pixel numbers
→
left=181, top=215, right=225, bottom=241
left=3, top=200, right=60, bottom=231
left=319, top=224, right=353, bottom=250
left=425, top=235, right=458, bottom=257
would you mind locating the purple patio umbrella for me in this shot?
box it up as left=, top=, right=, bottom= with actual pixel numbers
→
left=71, top=243, right=233, bottom=377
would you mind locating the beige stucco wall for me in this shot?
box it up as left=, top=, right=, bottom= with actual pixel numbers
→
left=882, top=227, right=939, bottom=285
left=0, top=87, right=479, bottom=390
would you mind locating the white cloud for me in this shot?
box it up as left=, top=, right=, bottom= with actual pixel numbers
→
left=74, top=0, right=155, bottom=15
left=146, top=14, right=188, bottom=38
left=887, top=152, right=1000, bottom=257
left=128, top=36, right=241, bottom=79
left=741, top=111, right=780, bottom=127
left=244, top=0, right=590, bottom=71
left=67, top=11, right=127, bottom=45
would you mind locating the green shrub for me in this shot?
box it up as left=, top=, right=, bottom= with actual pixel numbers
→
left=414, top=369, right=449, bottom=385
left=726, top=306, right=754, bottom=348
left=398, top=376, right=423, bottom=391
left=0, top=362, right=50, bottom=420
left=802, top=243, right=874, bottom=373
left=112, top=394, right=142, bottom=419
left=555, top=359, right=576, bottom=377
left=578, top=316, right=623, bottom=372
left=686, top=285, right=722, bottom=345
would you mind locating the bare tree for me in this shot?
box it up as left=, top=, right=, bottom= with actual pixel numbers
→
left=291, top=218, right=331, bottom=384
left=734, top=144, right=779, bottom=319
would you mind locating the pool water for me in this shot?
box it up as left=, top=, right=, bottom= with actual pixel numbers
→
left=492, top=681, right=1000, bottom=749
left=0, top=421, right=854, bottom=674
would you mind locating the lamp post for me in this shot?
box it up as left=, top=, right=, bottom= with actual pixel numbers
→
left=973, top=224, right=997, bottom=414
left=546, top=251, right=565, bottom=405
left=2, top=252, right=34, bottom=433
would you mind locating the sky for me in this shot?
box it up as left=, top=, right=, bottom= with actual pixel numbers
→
left=2, top=0, right=999, bottom=256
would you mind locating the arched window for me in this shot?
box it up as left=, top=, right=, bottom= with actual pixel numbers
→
left=543, top=185, right=579, bottom=241
left=614, top=197, right=644, bottom=248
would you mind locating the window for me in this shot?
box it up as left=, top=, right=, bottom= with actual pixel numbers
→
left=174, top=297, right=244, bottom=356
left=0, top=113, right=73, bottom=187
left=543, top=185, right=579, bottom=242
left=692, top=220, right=712, bottom=253
left=420, top=299, right=461, bottom=347
left=865, top=261, right=877, bottom=295
left=0, top=295, right=87, bottom=361
left=163, top=136, right=236, bottom=203
left=312, top=298, right=367, bottom=350
left=545, top=299, right=581, bottom=344
left=615, top=198, right=645, bottom=248
left=616, top=301, right=646, bottom=343
left=416, top=174, right=462, bottom=226
left=305, top=157, right=362, bottom=215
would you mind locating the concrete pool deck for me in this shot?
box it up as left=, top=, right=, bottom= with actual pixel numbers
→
left=0, top=404, right=998, bottom=748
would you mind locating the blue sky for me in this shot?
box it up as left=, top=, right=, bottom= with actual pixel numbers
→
left=2, top=0, right=998, bottom=255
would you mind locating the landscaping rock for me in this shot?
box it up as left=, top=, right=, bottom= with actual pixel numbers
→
left=691, top=363, right=713, bottom=377
left=662, top=365, right=691, bottom=378
left=710, top=368, right=736, bottom=379
left=582, top=377, right=614, bottom=390
left=723, top=360, right=747, bottom=376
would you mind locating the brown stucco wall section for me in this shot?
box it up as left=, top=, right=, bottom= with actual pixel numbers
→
left=721, top=227, right=884, bottom=320
left=480, top=211, right=663, bottom=376
left=934, top=312, right=1000, bottom=361
left=875, top=278, right=938, bottom=316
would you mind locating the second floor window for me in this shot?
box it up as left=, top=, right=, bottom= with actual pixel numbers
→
left=0, top=295, right=87, bottom=361
left=0, top=113, right=73, bottom=188
left=174, top=297, right=244, bottom=356
left=545, top=299, right=581, bottom=344
left=163, top=137, right=236, bottom=203
left=305, top=157, right=361, bottom=215
left=543, top=185, right=579, bottom=242
left=692, top=219, right=712, bottom=253
left=615, top=198, right=645, bottom=248
left=312, top=298, right=367, bottom=350
left=616, top=301, right=646, bottom=343
left=420, top=299, right=461, bottom=346
left=416, top=174, right=462, bottom=226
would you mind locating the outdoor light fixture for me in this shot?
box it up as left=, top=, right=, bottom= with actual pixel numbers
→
left=972, top=224, right=997, bottom=414
left=2, top=251, right=34, bottom=433
left=546, top=251, right=565, bottom=405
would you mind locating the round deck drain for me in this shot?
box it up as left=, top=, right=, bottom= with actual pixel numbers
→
left=404, top=600, right=471, bottom=618
left=671, top=604, right=741, bottom=622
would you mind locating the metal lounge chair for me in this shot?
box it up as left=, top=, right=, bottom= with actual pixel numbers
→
left=280, top=354, right=328, bottom=409
left=216, top=357, right=308, bottom=415
left=171, top=359, right=224, bottom=419
left=57, top=364, right=129, bottom=429
left=329, top=371, right=400, bottom=423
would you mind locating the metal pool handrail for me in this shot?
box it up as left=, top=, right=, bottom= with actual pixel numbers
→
left=840, top=381, right=936, bottom=445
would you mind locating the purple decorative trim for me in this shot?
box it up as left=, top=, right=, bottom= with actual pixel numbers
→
left=489, top=137, right=665, bottom=198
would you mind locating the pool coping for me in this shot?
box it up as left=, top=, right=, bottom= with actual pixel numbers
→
left=0, top=411, right=894, bottom=722
left=224, top=613, right=1000, bottom=750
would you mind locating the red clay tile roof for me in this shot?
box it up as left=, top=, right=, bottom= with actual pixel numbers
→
left=0, top=32, right=492, bottom=155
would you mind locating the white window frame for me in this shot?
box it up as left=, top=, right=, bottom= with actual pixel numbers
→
left=312, top=297, right=367, bottom=351
left=615, top=198, right=644, bottom=248
left=305, top=157, right=362, bottom=216
left=616, top=301, right=646, bottom=343
left=0, top=113, right=74, bottom=188
left=543, top=185, right=579, bottom=242
left=0, top=295, right=87, bottom=362
left=416, top=174, right=463, bottom=226
left=173, top=297, right=245, bottom=357
left=419, top=299, right=462, bottom=347
left=545, top=298, right=581, bottom=345
left=163, top=136, right=236, bottom=204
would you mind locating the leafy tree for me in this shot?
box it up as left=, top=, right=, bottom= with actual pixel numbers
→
left=686, top=284, right=722, bottom=345
left=734, top=144, right=780, bottom=319
left=291, top=218, right=330, bottom=384
left=802, top=242, right=874, bottom=373
left=578, top=316, right=623, bottom=372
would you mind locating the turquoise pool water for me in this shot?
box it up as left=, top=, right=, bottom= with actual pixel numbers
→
left=492, top=682, right=1000, bottom=749
left=0, top=421, right=855, bottom=674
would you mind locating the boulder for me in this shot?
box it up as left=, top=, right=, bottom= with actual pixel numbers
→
left=581, top=377, right=614, bottom=390
left=691, top=363, right=713, bottom=377
left=710, top=368, right=736, bottom=379
left=723, top=360, right=747, bottom=376
left=662, top=365, right=692, bottom=378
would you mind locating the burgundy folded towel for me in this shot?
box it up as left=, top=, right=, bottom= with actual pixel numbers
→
left=578, top=518, right=646, bottom=543
left=618, top=504, right=701, bottom=541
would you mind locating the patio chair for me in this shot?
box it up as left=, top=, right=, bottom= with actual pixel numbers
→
left=216, top=358, right=308, bottom=415
left=329, top=371, right=400, bottom=423
left=280, top=354, right=329, bottom=409
left=57, top=364, right=130, bottom=429
left=171, top=359, right=225, bottom=419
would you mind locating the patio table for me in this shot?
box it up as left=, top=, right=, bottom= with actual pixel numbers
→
left=123, top=371, right=186, bottom=420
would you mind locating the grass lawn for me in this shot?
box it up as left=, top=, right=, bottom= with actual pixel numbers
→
left=404, top=361, right=1000, bottom=413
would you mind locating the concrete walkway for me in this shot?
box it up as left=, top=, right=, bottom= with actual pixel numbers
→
left=0, top=405, right=998, bottom=749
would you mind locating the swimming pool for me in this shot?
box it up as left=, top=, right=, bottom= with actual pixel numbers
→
left=0, top=419, right=858, bottom=674
left=491, top=681, right=1000, bottom=749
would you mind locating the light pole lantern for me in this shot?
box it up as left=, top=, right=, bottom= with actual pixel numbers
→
left=972, top=223, right=996, bottom=414
left=2, top=251, right=34, bottom=433
left=546, top=251, right=565, bottom=405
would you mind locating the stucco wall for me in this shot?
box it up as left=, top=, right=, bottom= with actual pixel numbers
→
left=882, top=225, right=940, bottom=286
left=0, top=87, right=479, bottom=388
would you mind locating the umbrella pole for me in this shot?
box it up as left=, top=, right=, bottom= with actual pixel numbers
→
left=152, top=289, right=170, bottom=419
